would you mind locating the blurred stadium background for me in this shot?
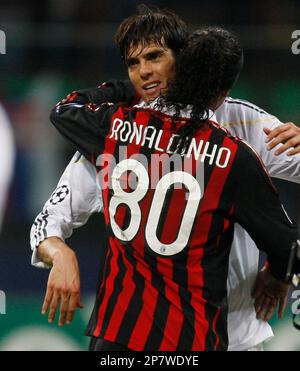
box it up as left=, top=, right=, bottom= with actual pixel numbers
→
left=0, top=0, right=300, bottom=351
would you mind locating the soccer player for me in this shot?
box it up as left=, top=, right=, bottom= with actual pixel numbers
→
left=49, top=26, right=299, bottom=351
left=30, top=7, right=300, bottom=351
left=0, top=104, right=14, bottom=231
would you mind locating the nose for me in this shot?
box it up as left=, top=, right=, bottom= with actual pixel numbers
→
left=139, top=60, right=153, bottom=80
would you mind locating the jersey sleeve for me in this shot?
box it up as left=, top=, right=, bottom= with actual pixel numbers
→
left=30, top=152, right=103, bottom=269
left=232, top=141, right=299, bottom=281
left=50, top=95, right=117, bottom=161
left=216, top=98, right=300, bottom=184
left=72, top=79, right=136, bottom=106
left=31, top=79, right=134, bottom=267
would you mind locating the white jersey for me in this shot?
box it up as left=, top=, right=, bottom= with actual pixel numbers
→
left=215, top=98, right=300, bottom=350
left=30, top=97, right=300, bottom=350
left=30, top=152, right=103, bottom=268
left=0, top=104, right=15, bottom=231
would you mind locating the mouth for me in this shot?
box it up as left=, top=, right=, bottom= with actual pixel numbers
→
left=142, top=81, right=162, bottom=97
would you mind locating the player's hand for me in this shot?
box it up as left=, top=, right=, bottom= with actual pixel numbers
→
left=264, top=122, right=300, bottom=156
left=251, top=267, right=291, bottom=322
left=39, top=238, right=83, bottom=326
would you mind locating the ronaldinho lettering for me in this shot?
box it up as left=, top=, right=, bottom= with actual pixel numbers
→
left=110, top=118, right=232, bottom=168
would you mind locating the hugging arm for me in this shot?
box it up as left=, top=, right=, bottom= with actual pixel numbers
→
left=31, top=79, right=134, bottom=325
left=232, top=143, right=299, bottom=320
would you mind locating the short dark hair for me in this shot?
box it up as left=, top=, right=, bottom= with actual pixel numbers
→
left=115, top=4, right=188, bottom=61
left=164, top=26, right=243, bottom=121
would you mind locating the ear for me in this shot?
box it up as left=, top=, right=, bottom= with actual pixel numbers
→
left=220, top=90, right=229, bottom=99
left=212, top=90, right=229, bottom=110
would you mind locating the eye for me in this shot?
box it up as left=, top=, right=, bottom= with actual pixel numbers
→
left=147, top=51, right=163, bottom=60
left=127, top=59, right=138, bottom=68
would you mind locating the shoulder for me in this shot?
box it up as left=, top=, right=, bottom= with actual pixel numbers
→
left=222, top=97, right=269, bottom=116
left=209, top=119, right=270, bottom=172
left=215, top=97, right=282, bottom=139
left=232, top=136, right=275, bottom=186
left=215, top=97, right=279, bottom=124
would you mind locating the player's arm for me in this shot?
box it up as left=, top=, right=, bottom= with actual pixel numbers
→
left=254, top=118, right=300, bottom=183
left=30, top=152, right=102, bottom=326
left=233, top=142, right=298, bottom=278
left=216, top=99, right=300, bottom=183
left=32, top=79, right=133, bottom=261
left=232, top=143, right=299, bottom=319
left=60, top=79, right=136, bottom=111
left=30, top=152, right=102, bottom=266
left=46, top=99, right=119, bottom=326
left=264, top=122, right=300, bottom=156
left=32, top=79, right=134, bottom=264
left=33, top=80, right=134, bottom=326
left=50, top=95, right=116, bottom=161
left=38, top=237, right=83, bottom=327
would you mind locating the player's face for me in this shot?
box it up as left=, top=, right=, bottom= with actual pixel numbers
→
left=126, top=41, right=176, bottom=103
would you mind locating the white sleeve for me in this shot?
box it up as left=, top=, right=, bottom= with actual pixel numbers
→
left=30, top=152, right=103, bottom=268
left=215, top=97, right=300, bottom=183
left=0, top=105, right=15, bottom=230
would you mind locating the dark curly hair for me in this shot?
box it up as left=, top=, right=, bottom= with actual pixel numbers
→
left=162, top=27, right=243, bottom=152
left=115, top=4, right=188, bottom=62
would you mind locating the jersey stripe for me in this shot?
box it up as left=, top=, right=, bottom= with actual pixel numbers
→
left=202, top=136, right=238, bottom=350
left=92, top=107, right=124, bottom=337
left=172, top=125, right=214, bottom=350
left=103, top=245, right=136, bottom=340
left=145, top=129, right=181, bottom=350
left=107, top=111, right=161, bottom=348
left=127, top=114, right=166, bottom=350
left=225, top=98, right=267, bottom=115
left=187, top=131, right=237, bottom=350
left=157, top=187, right=184, bottom=350
left=92, top=237, right=121, bottom=337
left=212, top=307, right=222, bottom=350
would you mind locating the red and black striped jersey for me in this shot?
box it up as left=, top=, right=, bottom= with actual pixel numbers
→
left=51, top=97, right=298, bottom=351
